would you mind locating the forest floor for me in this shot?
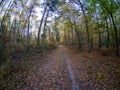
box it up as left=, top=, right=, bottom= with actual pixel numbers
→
left=0, top=45, right=120, bottom=90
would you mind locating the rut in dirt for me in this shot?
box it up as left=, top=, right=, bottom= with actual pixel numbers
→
left=64, top=50, right=80, bottom=90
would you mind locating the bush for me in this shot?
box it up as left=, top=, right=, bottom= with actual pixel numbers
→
left=0, top=42, right=26, bottom=62
left=0, top=60, right=12, bottom=79
left=6, top=42, right=26, bottom=53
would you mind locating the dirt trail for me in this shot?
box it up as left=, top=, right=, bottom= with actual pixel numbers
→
left=22, top=45, right=120, bottom=90
left=23, top=45, right=71, bottom=90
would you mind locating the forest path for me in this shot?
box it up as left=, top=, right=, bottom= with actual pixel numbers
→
left=22, top=45, right=120, bottom=90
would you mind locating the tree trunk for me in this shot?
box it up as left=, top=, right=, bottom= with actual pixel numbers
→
left=98, top=32, right=101, bottom=48
left=21, top=19, right=27, bottom=38
left=37, top=6, right=47, bottom=46
left=71, top=24, right=74, bottom=47
left=110, top=13, right=119, bottom=56
left=27, top=16, right=30, bottom=51
left=105, top=18, right=109, bottom=48
left=78, top=0, right=91, bottom=52
left=26, top=2, right=34, bottom=51
left=17, top=9, right=22, bottom=38
left=42, top=9, right=49, bottom=46
left=64, top=29, right=67, bottom=45
left=13, top=18, right=17, bottom=42
left=55, top=19, right=60, bottom=44
left=9, top=18, right=15, bottom=40
left=27, top=9, right=32, bottom=51
left=90, top=30, right=93, bottom=48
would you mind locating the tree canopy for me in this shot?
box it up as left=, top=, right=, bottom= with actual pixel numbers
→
left=0, top=0, right=120, bottom=60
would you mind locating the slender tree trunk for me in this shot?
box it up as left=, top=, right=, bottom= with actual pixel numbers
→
left=78, top=0, right=91, bottom=52
left=98, top=32, right=101, bottom=48
left=48, top=29, right=51, bottom=45
left=71, top=24, right=74, bottom=47
left=9, top=18, right=14, bottom=39
left=27, top=8, right=32, bottom=51
left=110, top=13, right=119, bottom=56
left=90, top=30, right=93, bottom=48
left=54, top=19, right=60, bottom=44
left=26, top=2, right=35, bottom=51
left=95, top=13, right=101, bottom=48
left=13, top=18, right=17, bottom=42
left=37, top=6, right=47, bottom=46
left=64, top=29, right=67, bottom=45
left=76, top=31, right=82, bottom=49
left=105, top=18, right=109, bottom=48
left=21, top=19, right=27, bottom=38
left=73, top=20, right=82, bottom=49
left=17, top=9, right=22, bottom=38
left=42, top=9, right=49, bottom=45
left=27, top=16, right=30, bottom=51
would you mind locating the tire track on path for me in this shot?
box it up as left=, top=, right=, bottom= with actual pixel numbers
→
left=63, top=46, right=80, bottom=90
